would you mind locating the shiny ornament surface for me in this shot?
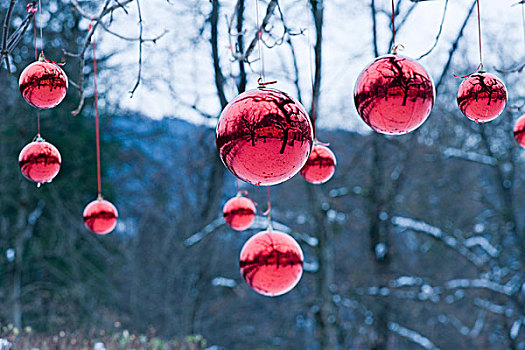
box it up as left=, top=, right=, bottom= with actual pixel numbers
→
left=300, top=144, right=336, bottom=184
left=216, top=88, right=313, bottom=186
left=223, top=196, right=256, bottom=231
left=457, top=72, right=507, bottom=123
left=19, top=60, right=68, bottom=109
left=18, top=138, right=61, bottom=185
left=354, top=54, right=435, bottom=135
left=83, top=199, right=118, bottom=235
left=513, top=114, right=525, bottom=148
left=239, top=230, right=303, bottom=297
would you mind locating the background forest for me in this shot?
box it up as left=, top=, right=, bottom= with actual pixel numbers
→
left=0, top=0, right=525, bottom=349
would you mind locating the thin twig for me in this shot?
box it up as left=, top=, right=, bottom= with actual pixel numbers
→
left=67, top=0, right=112, bottom=116
left=417, top=0, right=449, bottom=60
left=129, top=0, right=143, bottom=97
left=435, top=0, right=477, bottom=93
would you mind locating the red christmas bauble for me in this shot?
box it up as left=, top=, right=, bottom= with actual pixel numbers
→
left=223, top=195, right=256, bottom=231
left=513, top=114, right=525, bottom=148
left=19, top=60, right=68, bottom=109
left=457, top=72, right=507, bottom=123
left=18, top=137, right=61, bottom=186
left=300, top=144, right=336, bottom=184
left=239, top=230, right=303, bottom=297
left=216, top=88, right=314, bottom=186
left=83, top=198, right=118, bottom=235
left=354, top=54, right=435, bottom=135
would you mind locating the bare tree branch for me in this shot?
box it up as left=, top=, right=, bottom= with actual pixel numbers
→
left=417, top=0, right=449, bottom=60
left=435, top=0, right=477, bottom=93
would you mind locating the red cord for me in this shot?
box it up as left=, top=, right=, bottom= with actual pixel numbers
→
left=306, top=0, right=317, bottom=140
left=476, top=0, right=483, bottom=68
left=263, top=186, right=271, bottom=216
left=38, top=0, right=43, bottom=56
left=37, top=110, right=40, bottom=135
left=391, top=0, right=396, bottom=47
left=92, top=33, right=102, bottom=196
left=32, top=12, right=37, bottom=60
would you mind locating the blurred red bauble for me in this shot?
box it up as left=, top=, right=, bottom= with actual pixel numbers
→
left=19, top=59, right=68, bottom=109
left=216, top=88, right=313, bottom=186
left=83, top=198, right=118, bottom=235
left=239, top=230, right=303, bottom=297
left=18, top=136, right=61, bottom=186
left=513, top=114, right=525, bottom=148
left=300, top=144, right=336, bottom=184
left=223, top=195, right=256, bottom=231
left=354, top=54, right=435, bottom=135
left=457, top=72, right=507, bottom=123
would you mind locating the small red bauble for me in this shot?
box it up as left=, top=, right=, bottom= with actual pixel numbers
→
left=19, top=59, right=68, bottom=109
left=223, top=195, right=256, bottom=231
left=513, top=114, right=525, bottom=148
left=457, top=72, right=507, bottom=123
left=216, top=88, right=314, bottom=186
left=18, top=136, right=61, bottom=186
left=83, top=198, right=118, bottom=235
left=300, top=144, right=336, bottom=184
left=239, top=230, right=303, bottom=297
left=354, top=54, right=435, bottom=135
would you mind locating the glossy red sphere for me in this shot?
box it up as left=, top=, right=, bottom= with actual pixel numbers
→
left=19, top=60, right=68, bottom=109
left=239, top=230, right=303, bottom=297
left=216, top=88, right=313, bottom=186
left=223, top=196, right=256, bottom=231
left=83, top=199, right=118, bottom=235
left=513, top=114, right=525, bottom=148
left=18, top=139, right=61, bottom=185
left=354, top=54, right=435, bottom=135
left=457, top=72, right=507, bottom=123
left=300, top=144, right=336, bottom=184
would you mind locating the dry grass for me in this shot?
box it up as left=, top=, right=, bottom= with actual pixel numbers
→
left=0, top=324, right=207, bottom=350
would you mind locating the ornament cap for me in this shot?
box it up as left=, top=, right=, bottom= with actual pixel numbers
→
left=32, top=133, right=45, bottom=142
left=391, top=44, right=405, bottom=55
left=257, top=77, right=278, bottom=89
left=38, top=52, right=45, bottom=62
left=97, top=193, right=104, bottom=201
left=477, top=63, right=486, bottom=73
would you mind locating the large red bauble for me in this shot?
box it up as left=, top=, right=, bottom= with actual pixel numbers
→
left=216, top=88, right=313, bottom=186
left=513, top=114, right=525, bottom=148
left=19, top=60, right=68, bottom=109
left=354, top=54, right=435, bottom=135
left=457, top=72, right=507, bottom=123
left=239, top=230, right=303, bottom=297
left=83, top=199, right=118, bottom=235
left=300, top=144, right=336, bottom=184
left=223, top=195, right=256, bottom=231
left=18, top=138, right=61, bottom=186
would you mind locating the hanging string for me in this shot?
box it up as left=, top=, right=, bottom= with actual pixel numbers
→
left=263, top=186, right=272, bottom=229
left=255, top=0, right=265, bottom=84
left=91, top=27, right=102, bottom=197
left=235, top=178, right=240, bottom=194
left=389, top=0, right=405, bottom=54
left=306, top=0, right=317, bottom=140
left=29, top=4, right=41, bottom=136
left=32, top=9, right=37, bottom=60
left=476, top=0, right=484, bottom=71
left=453, top=0, right=484, bottom=78
left=522, top=2, right=525, bottom=57
left=391, top=0, right=396, bottom=48
left=38, top=0, right=43, bottom=56
left=36, top=110, right=40, bottom=135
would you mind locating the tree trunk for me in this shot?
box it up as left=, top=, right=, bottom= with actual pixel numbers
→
left=307, top=185, right=339, bottom=349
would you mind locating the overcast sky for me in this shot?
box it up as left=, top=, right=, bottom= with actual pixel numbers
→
left=96, top=0, right=524, bottom=132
